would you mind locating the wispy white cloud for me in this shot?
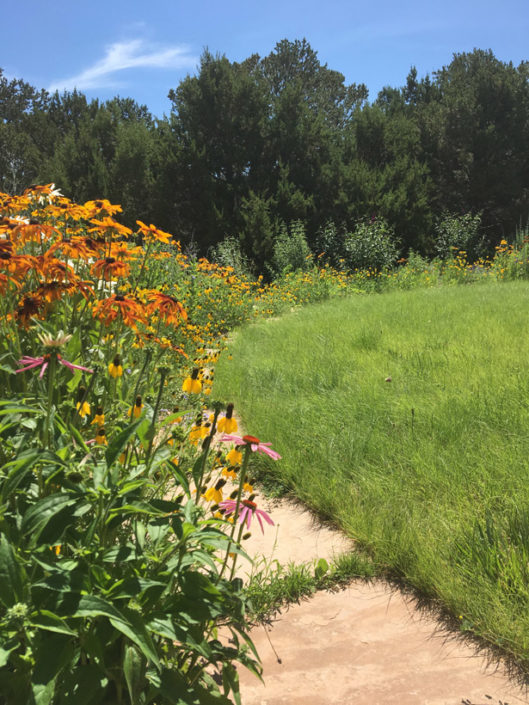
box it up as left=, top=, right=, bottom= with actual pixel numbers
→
left=49, top=38, right=197, bottom=93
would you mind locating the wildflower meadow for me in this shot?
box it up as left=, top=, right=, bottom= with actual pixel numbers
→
left=4, top=183, right=529, bottom=701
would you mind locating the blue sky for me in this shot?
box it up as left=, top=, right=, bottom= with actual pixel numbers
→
left=3, top=0, right=528, bottom=118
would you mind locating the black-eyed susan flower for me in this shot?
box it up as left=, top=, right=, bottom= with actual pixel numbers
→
left=217, top=403, right=238, bottom=434
left=147, top=291, right=187, bottom=324
left=182, top=368, right=202, bottom=394
left=92, top=294, right=146, bottom=329
left=108, top=354, right=123, bottom=378
left=76, top=386, right=91, bottom=418
left=91, top=257, right=130, bottom=279
left=189, top=421, right=208, bottom=444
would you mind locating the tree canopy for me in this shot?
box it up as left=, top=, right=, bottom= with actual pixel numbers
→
left=1, top=42, right=528, bottom=269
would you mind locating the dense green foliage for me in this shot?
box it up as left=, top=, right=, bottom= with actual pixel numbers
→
left=1, top=41, right=528, bottom=269
left=213, top=282, right=529, bottom=670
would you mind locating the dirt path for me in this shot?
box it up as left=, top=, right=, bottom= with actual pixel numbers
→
left=235, top=494, right=529, bottom=705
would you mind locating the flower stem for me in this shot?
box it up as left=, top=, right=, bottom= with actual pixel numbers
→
left=219, top=444, right=251, bottom=580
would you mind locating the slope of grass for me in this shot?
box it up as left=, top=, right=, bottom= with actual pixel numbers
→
left=213, top=281, right=529, bottom=668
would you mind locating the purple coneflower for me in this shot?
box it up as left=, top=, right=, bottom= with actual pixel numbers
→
left=219, top=498, right=274, bottom=533
left=220, top=434, right=281, bottom=460
left=16, top=353, right=93, bottom=379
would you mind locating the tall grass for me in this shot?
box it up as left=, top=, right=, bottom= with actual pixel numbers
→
left=213, top=281, right=529, bottom=668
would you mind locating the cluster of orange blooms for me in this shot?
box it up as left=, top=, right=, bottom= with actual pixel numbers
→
left=0, top=185, right=362, bottom=394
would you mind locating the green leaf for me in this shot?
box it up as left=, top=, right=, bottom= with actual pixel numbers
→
left=158, top=668, right=233, bottom=705
left=2, top=449, right=68, bottom=498
left=0, top=402, right=41, bottom=416
left=124, top=645, right=145, bottom=705
left=22, top=494, right=80, bottom=545
left=105, top=419, right=142, bottom=467
left=314, top=557, right=329, bottom=581
left=31, top=681, right=56, bottom=705
left=0, top=536, right=26, bottom=607
left=68, top=423, right=90, bottom=453
left=73, top=595, right=161, bottom=670
left=107, top=501, right=164, bottom=519
left=59, top=666, right=108, bottom=705
left=30, top=609, right=77, bottom=636
left=32, top=632, right=75, bottom=689
left=0, top=644, right=15, bottom=668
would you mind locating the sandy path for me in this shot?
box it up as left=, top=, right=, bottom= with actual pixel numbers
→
left=235, top=493, right=529, bottom=705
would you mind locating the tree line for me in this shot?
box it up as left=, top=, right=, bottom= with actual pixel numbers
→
left=1, top=39, right=528, bottom=271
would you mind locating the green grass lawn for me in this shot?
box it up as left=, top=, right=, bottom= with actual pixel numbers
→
left=214, top=280, right=529, bottom=668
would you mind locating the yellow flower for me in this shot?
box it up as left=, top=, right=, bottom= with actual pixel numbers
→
left=91, top=405, right=105, bottom=426
left=189, top=423, right=208, bottom=443
left=50, top=545, right=61, bottom=555
left=76, top=401, right=91, bottom=418
left=226, top=448, right=242, bottom=466
left=108, top=354, right=123, bottom=378
left=204, top=486, right=223, bottom=503
left=127, top=396, right=144, bottom=418
left=95, top=427, right=108, bottom=445
left=182, top=368, right=202, bottom=394
left=217, top=403, right=238, bottom=433
left=222, top=467, right=237, bottom=480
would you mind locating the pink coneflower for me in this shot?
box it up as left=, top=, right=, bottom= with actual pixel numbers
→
left=16, top=353, right=93, bottom=379
left=220, top=434, right=281, bottom=460
left=219, top=498, right=274, bottom=533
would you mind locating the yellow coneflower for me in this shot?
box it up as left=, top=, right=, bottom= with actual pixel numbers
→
left=203, top=479, right=226, bottom=504
left=76, top=386, right=90, bottom=418
left=91, top=405, right=105, bottom=426
left=182, top=368, right=202, bottom=394
left=217, top=403, right=238, bottom=434
left=95, top=427, right=107, bottom=445
left=128, top=396, right=144, bottom=419
left=108, top=354, right=123, bottom=378
left=189, top=422, right=208, bottom=444
left=226, top=448, right=242, bottom=467
left=222, top=467, right=237, bottom=481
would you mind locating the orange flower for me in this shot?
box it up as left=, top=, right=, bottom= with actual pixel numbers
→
left=82, top=236, right=107, bottom=257
left=91, top=257, right=131, bottom=279
left=0, top=252, right=39, bottom=279
left=11, top=221, right=58, bottom=247
left=14, top=295, right=45, bottom=327
left=84, top=199, right=123, bottom=217
left=35, top=281, right=72, bottom=303
left=92, top=294, right=146, bottom=329
left=41, top=257, right=77, bottom=282
left=109, top=241, right=143, bottom=260
left=136, top=220, right=172, bottom=244
left=147, top=291, right=187, bottom=324
left=88, top=217, right=132, bottom=239
left=0, top=271, right=20, bottom=293
left=47, top=236, right=92, bottom=261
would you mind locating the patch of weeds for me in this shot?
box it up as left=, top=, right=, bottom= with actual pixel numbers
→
left=246, top=551, right=377, bottom=623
